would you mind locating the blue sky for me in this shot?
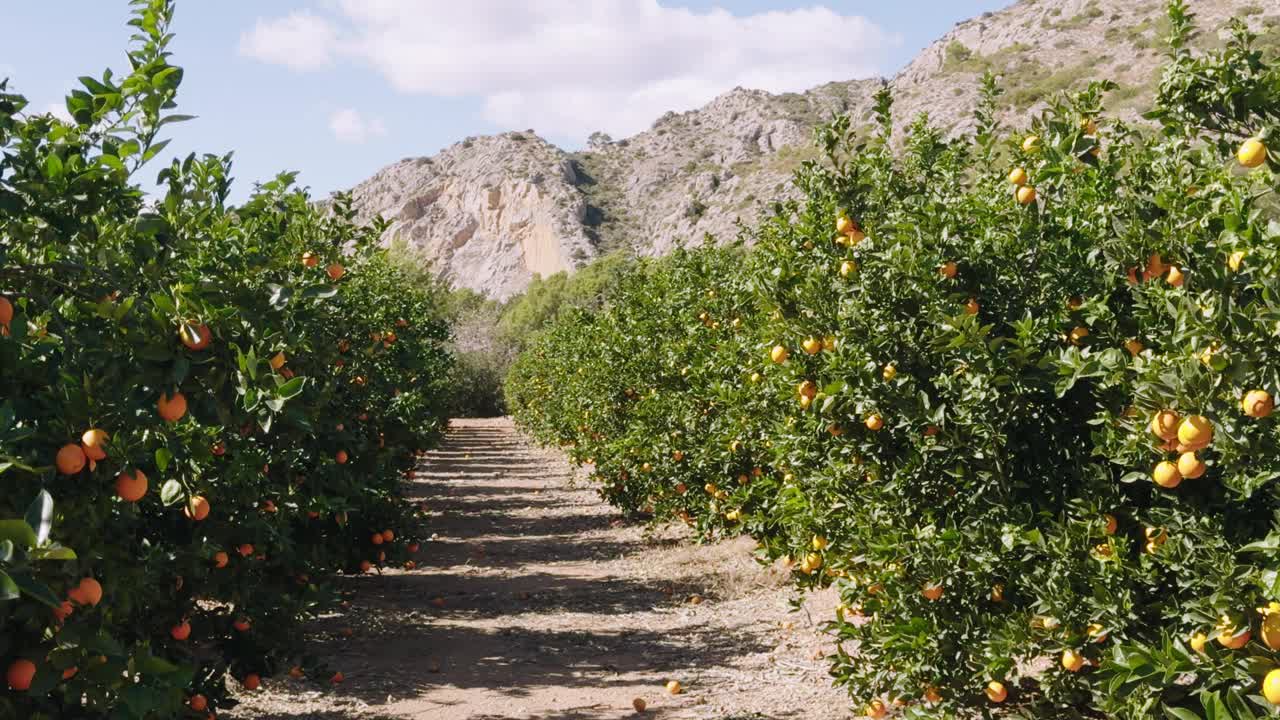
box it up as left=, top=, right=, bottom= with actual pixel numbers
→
left=1, top=1, right=1012, bottom=201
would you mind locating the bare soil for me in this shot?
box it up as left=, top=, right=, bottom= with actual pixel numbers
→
left=227, top=418, right=850, bottom=720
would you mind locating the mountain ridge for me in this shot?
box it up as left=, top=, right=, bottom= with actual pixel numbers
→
left=346, top=0, right=1277, bottom=300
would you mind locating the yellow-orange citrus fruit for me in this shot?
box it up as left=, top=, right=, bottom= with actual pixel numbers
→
left=839, top=260, right=856, bottom=277
left=81, top=428, right=109, bottom=461
left=922, top=584, right=944, bottom=601
left=1124, top=339, right=1144, bottom=356
left=963, top=298, right=979, bottom=315
left=1152, top=461, right=1182, bottom=489
left=924, top=687, right=942, bottom=704
left=179, top=322, right=212, bottom=351
left=302, top=251, right=319, bottom=268
left=1016, top=185, right=1037, bottom=205
left=56, top=443, right=87, bottom=475
left=865, top=414, right=884, bottom=431
left=1061, top=649, right=1085, bottom=672
left=115, top=469, right=148, bottom=502
left=1260, top=603, right=1280, bottom=650
left=866, top=700, right=887, bottom=718
left=336, top=450, right=349, bottom=464
left=214, top=551, right=229, bottom=568
left=6, top=659, right=36, bottom=691
left=1177, top=415, right=1213, bottom=447
left=326, top=263, right=345, bottom=281
left=1243, top=389, right=1274, bottom=419
left=1190, top=632, right=1208, bottom=654
left=68, top=577, right=103, bottom=607
left=633, top=697, right=647, bottom=712
left=185, top=495, right=211, bottom=521
left=171, top=621, right=191, bottom=641
left=801, top=337, right=822, bottom=355
left=269, top=352, right=287, bottom=370
left=1022, top=135, right=1041, bottom=153
left=1149, top=410, right=1180, bottom=441
left=190, top=694, right=207, bottom=711
left=985, top=681, right=1007, bottom=703
left=938, top=261, right=957, bottom=279
left=1177, top=452, right=1206, bottom=480
left=1265, top=669, right=1280, bottom=705
left=1008, top=167, right=1028, bottom=186
left=666, top=680, right=682, bottom=695
left=770, top=345, right=789, bottom=364
left=157, top=392, right=188, bottom=423
left=1239, top=138, right=1267, bottom=168
left=1218, top=626, right=1250, bottom=649
left=243, top=673, right=261, bottom=691
left=1166, top=265, right=1184, bottom=287
left=1103, top=513, right=1118, bottom=535
left=1229, top=250, right=1246, bottom=272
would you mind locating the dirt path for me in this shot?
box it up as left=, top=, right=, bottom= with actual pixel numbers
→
left=229, top=418, right=850, bottom=720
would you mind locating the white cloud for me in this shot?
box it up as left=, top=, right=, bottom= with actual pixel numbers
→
left=328, top=108, right=387, bottom=144
left=241, top=1, right=899, bottom=141
left=239, top=11, right=338, bottom=71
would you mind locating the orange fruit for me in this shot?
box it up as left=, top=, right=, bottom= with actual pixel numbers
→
left=242, top=673, right=261, bottom=691
left=61, top=666, right=77, bottom=680
left=157, top=392, right=188, bottom=423
left=922, top=584, right=944, bottom=601
left=68, top=577, right=103, bottom=607
left=1016, top=185, right=1037, bottom=205
left=963, top=298, right=979, bottom=315
left=1243, top=389, right=1274, bottom=419
left=233, top=617, right=251, bottom=632
left=1218, top=627, right=1250, bottom=649
left=336, top=450, right=349, bottom=464
left=326, top=263, right=345, bottom=281
left=330, top=672, right=344, bottom=684
left=289, top=666, right=304, bottom=679
left=1177, top=415, right=1213, bottom=447
left=6, top=659, right=36, bottom=691
left=1166, top=266, right=1184, bottom=287
left=1124, top=339, right=1144, bottom=356
left=1021, top=135, right=1041, bottom=153
left=1069, top=326, right=1089, bottom=344
left=666, top=680, right=682, bottom=695
left=189, top=694, right=207, bottom=711
left=866, top=699, right=887, bottom=718
left=1239, top=138, right=1267, bottom=168
left=1007, top=167, right=1028, bottom=186
left=985, top=681, right=1007, bottom=703
left=801, top=337, right=821, bottom=355
left=1177, top=452, right=1206, bottom=480
left=179, top=322, right=212, bottom=351
left=302, top=251, right=319, bottom=268
left=0, top=296, right=13, bottom=331
left=185, top=495, right=210, bottom=521
left=797, top=380, right=818, bottom=399
left=382, top=530, right=395, bottom=542
left=938, top=261, right=958, bottom=279
left=865, top=414, right=884, bottom=431
left=371, top=533, right=384, bottom=546
left=633, top=697, right=647, bottom=712
left=1103, top=513, right=1118, bottom=535
left=1062, top=649, right=1085, bottom=672
left=56, top=443, right=87, bottom=475
left=360, top=560, right=373, bottom=573
left=81, top=428, right=109, bottom=461
left=269, top=352, right=287, bottom=370
left=214, top=551, right=229, bottom=568
left=1152, top=461, right=1182, bottom=489
left=238, top=543, right=254, bottom=557
left=1149, top=410, right=1180, bottom=441
left=52, top=600, right=74, bottom=623
left=923, top=686, right=942, bottom=703
left=115, top=469, right=148, bottom=502
left=407, top=542, right=420, bottom=553
left=170, top=621, right=191, bottom=641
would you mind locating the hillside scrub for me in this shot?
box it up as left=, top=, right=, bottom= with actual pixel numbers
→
left=507, top=3, right=1280, bottom=718
left=0, top=2, right=452, bottom=717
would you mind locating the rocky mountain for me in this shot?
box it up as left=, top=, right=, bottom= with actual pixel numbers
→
left=346, top=0, right=1278, bottom=300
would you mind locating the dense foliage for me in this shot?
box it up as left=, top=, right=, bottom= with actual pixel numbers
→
left=508, top=4, right=1280, bottom=718
left=0, top=2, right=452, bottom=717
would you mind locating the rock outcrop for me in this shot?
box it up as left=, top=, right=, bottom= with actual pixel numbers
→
left=341, top=0, right=1276, bottom=299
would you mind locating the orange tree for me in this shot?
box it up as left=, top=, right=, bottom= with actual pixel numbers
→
left=0, top=2, right=452, bottom=718
left=508, top=3, right=1280, bottom=717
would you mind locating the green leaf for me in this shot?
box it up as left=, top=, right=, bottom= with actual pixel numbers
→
left=30, top=546, right=76, bottom=561
left=0, top=520, right=37, bottom=549
left=160, top=480, right=183, bottom=507
left=155, top=447, right=172, bottom=472
left=0, top=571, right=19, bottom=601
left=1164, top=706, right=1203, bottom=720
left=12, top=572, right=61, bottom=609
left=301, top=285, right=339, bottom=300
left=276, top=376, right=306, bottom=399
left=25, top=490, right=53, bottom=546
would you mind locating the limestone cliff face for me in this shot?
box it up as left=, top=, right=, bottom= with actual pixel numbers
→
left=348, top=132, right=594, bottom=301
left=343, top=0, right=1275, bottom=299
